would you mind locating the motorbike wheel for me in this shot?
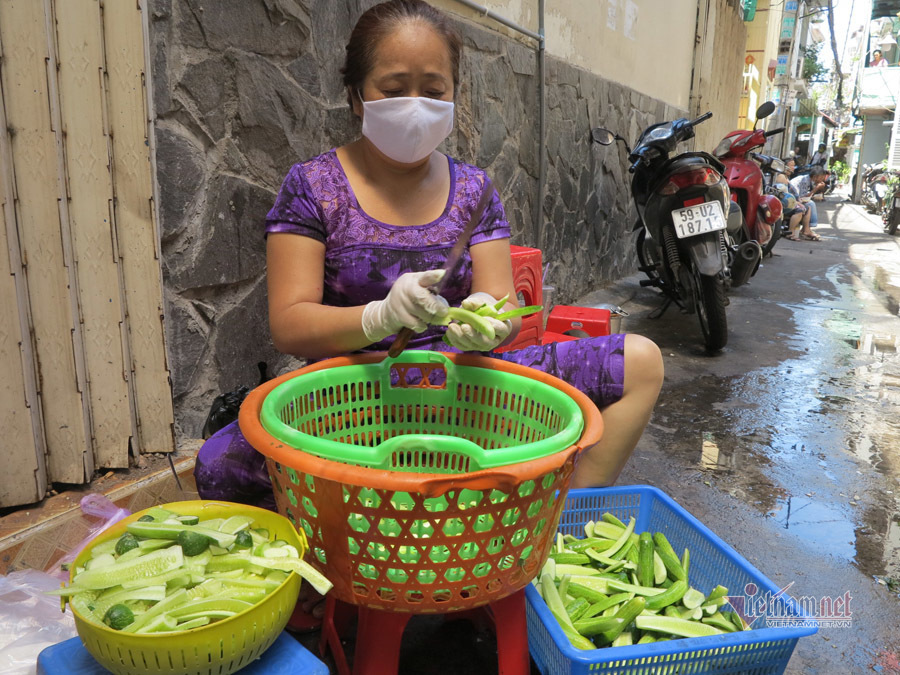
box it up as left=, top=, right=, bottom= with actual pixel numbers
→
left=636, top=227, right=662, bottom=286
left=889, top=210, right=900, bottom=236
left=694, top=269, right=728, bottom=352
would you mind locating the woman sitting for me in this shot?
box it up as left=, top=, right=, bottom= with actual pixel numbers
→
left=195, top=0, right=664, bottom=507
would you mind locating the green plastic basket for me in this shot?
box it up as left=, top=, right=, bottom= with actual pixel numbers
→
left=259, top=351, right=584, bottom=472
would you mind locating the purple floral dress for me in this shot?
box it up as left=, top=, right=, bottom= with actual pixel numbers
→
left=194, top=150, right=626, bottom=508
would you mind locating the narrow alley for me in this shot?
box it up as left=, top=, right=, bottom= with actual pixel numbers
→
left=582, top=193, right=900, bottom=673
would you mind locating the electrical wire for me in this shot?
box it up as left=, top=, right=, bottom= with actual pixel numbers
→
left=842, top=0, right=856, bottom=63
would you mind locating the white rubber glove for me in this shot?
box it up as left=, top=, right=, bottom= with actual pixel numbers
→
left=361, top=269, right=449, bottom=342
left=444, top=292, right=513, bottom=352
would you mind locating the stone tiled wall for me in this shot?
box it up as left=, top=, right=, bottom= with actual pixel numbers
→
left=149, top=0, right=684, bottom=439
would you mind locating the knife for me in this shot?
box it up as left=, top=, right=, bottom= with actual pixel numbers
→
left=387, top=178, right=495, bottom=358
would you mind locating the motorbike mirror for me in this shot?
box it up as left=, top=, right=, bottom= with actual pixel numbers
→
left=591, top=128, right=615, bottom=146
left=755, top=101, right=776, bottom=121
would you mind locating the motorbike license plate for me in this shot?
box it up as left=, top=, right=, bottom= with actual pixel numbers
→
left=895, top=197, right=900, bottom=209
left=672, top=201, right=726, bottom=239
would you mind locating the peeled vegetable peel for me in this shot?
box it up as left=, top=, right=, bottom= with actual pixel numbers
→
left=433, top=300, right=542, bottom=337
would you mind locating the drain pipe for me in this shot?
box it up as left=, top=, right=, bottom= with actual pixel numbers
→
left=537, top=0, right=545, bottom=250
left=451, top=0, right=546, bottom=247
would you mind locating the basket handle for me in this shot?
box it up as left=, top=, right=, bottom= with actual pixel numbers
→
left=418, top=471, right=519, bottom=498
left=382, top=350, right=458, bottom=390
left=375, top=434, right=488, bottom=469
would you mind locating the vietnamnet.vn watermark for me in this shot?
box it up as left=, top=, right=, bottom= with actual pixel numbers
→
left=727, top=581, right=852, bottom=629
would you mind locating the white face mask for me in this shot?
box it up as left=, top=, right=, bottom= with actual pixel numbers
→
left=360, top=95, right=454, bottom=164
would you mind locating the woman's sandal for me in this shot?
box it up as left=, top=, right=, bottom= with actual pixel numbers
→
left=800, top=232, right=821, bottom=241
left=785, top=234, right=802, bottom=241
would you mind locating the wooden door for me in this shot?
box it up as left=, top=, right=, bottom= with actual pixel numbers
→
left=0, top=0, right=174, bottom=508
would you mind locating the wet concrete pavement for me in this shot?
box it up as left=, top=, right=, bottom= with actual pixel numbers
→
left=578, top=193, right=900, bottom=673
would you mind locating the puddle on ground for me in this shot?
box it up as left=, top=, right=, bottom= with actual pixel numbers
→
left=643, top=258, right=900, bottom=583
left=653, top=357, right=900, bottom=580
left=858, top=499, right=900, bottom=581
left=765, top=495, right=856, bottom=560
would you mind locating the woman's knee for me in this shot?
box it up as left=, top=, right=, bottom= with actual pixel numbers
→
left=623, top=334, right=664, bottom=394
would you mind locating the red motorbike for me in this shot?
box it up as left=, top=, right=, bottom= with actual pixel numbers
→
left=713, top=101, right=785, bottom=257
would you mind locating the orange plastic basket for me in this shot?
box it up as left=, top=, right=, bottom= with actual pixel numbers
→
left=239, top=352, right=603, bottom=614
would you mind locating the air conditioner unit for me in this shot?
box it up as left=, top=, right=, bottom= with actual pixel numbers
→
left=889, top=104, right=900, bottom=171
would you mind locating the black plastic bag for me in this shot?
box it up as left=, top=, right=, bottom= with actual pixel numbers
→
left=201, top=362, right=270, bottom=439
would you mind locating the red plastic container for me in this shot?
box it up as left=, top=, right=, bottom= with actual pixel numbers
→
left=497, top=245, right=544, bottom=352
left=546, top=305, right=611, bottom=338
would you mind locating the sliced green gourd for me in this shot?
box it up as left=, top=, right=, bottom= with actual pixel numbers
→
left=126, top=521, right=236, bottom=549
left=172, top=616, right=211, bottom=631
left=142, top=507, right=176, bottom=522
left=121, top=589, right=189, bottom=633
left=138, top=538, right=175, bottom=552
left=73, top=547, right=184, bottom=590
left=119, top=567, right=192, bottom=590
left=86, top=553, right=117, bottom=570
left=681, top=586, right=706, bottom=610
left=219, top=515, right=254, bottom=534
left=445, top=307, right=495, bottom=338
left=634, top=615, right=725, bottom=638
left=198, top=518, right=225, bottom=531
left=92, top=586, right=167, bottom=617
left=495, top=305, right=542, bottom=321
left=89, top=540, right=119, bottom=558
left=135, top=613, right=179, bottom=633
left=703, top=611, right=739, bottom=632
left=167, top=597, right=253, bottom=618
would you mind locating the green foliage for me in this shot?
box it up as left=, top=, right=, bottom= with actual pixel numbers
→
left=802, top=43, right=827, bottom=83
left=830, top=160, right=850, bottom=184
left=886, top=172, right=900, bottom=196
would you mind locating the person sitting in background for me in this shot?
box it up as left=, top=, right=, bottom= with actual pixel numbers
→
left=871, top=49, right=889, bottom=67
left=788, top=165, right=827, bottom=241
left=776, top=158, right=814, bottom=241
left=810, top=143, right=828, bottom=168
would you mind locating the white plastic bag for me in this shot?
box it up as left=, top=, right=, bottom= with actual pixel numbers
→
left=0, top=569, right=78, bottom=674
left=47, top=494, right=131, bottom=581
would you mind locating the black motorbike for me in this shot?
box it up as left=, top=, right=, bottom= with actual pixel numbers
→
left=860, top=164, right=888, bottom=213
left=592, top=113, right=760, bottom=352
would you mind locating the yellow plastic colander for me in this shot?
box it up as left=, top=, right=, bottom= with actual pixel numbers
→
left=67, top=500, right=305, bottom=675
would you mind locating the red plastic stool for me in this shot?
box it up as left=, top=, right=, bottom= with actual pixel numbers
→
left=496, top=312, right=543, bottom=352
left=546, top=305, right=611, bottom=338
left=508, top=245, right=543, bottom=307
left=319, top=589, right=530, bottom=675
left=497, top=245, right=544, bottom=352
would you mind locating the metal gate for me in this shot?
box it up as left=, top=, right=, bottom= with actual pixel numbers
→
left=0, top=0, right=173, bottom=508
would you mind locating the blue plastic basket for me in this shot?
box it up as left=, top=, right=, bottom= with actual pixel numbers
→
left=526, top=486, right=818, bottom=675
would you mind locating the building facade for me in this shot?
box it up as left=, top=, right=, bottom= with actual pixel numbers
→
left=739, top=0, right=827, bottom=159
left=852, top=6, right=900, bottom=197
